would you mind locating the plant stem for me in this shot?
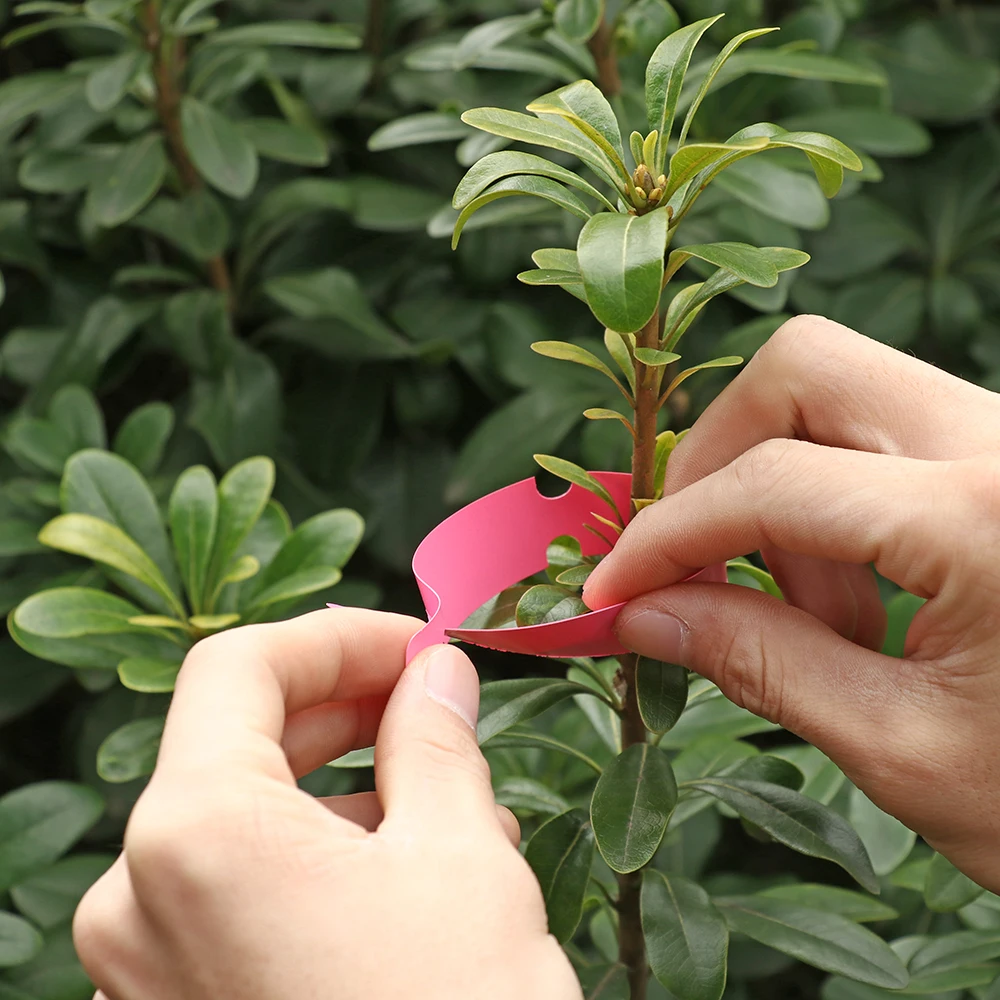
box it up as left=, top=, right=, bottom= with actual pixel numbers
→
left=588, top=17, right=622, bottom=97
left=631, top=311, right=663, bottom=506
left=143, top=1, right=233, bottom=304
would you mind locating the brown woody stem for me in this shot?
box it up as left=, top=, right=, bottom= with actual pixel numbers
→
left=143, top=1, right=233, bottom=304
left=588, top=17, right=622, bottom=97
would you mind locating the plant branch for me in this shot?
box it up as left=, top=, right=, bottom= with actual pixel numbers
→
left=143, top=1, right=233, bottom=304
left=588, top=17, right=622, bottom=97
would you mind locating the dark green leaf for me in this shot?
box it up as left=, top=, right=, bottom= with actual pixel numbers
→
left=758, top=885, right=898, bottom=923
left=180, top=96, right=258, bottom=198
left=169, top=466, right=218, bottom=614
left=112, top=403, right=174, bottom=476
left=117, top=657, right=182, bottom=693
left=240, top=117, right=329, bottom=167
left=514, top=585, right=588, bottom=626
left=635, top=658, right=687, bottom=734
left=667, top=242, right=779, bottom=287
left=164, top=289, right=235, bottom=375
left=525, top=809, right=595, bottom=943
left=253, top=509, right=363, bottom=592
left=10, top=854, right=114, bottom=929
left=86, top=133, right=167, bottom=227
left=779, top=108, right=930, bottom=158
left=476, top=678, right=596, bottom=744
left=591, top=743, right=677, bottom=873
left=643, top=870, right=729, bottom=1000
left=494, top=777, right=570, bottom=817
left=908, top=929, right=1000, bottom=979
left=0, top=913, right=41, bottom=967
left=97, top=717, right=164, bottom=783
left=85, top=48, right=147, bottom=112
left=532, top=454, right=623, bottom=522
left=459, top=586, right=531, bottom=630
left=205, top=21, right=361, bottom=49
left=714, top=157, right=829, bottom=230
left=925, top=853, right=985, bottom=912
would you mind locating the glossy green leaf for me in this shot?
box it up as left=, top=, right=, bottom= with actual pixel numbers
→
left=636, top=658, right=687, bottom=734
left=10, top=854, right=114, bottom=929
left=525, top=808, right=595, bottom=943
left=240, top=118, right=329, bottom=167
left=117, top=657, right=182, bottom=693
left=453, top=150, right=615, bottom=213
left=758, top=884, right=898, bottom=923
left=246, top=566, right=343, bottom=614
left=716, top=897, right=908, bottom=988
left=86, top=134, right=167, bottom=228
left=476, top=678, right=597, bottom=744
left=925, top=852, right=985, bottom=912
left=645, top=16, right=724, bottom=172
left=633, top=348, right=681, bottom=365
left=720, top=753, right=803, bottom=790
left=528, top=79, right=625, bottom=165
left=254, top=509, right=362, bottom=593
left=39, top=514, right=183, bottom=617
left=847, top=786, right=916, bottom=877
left=460, top=107, right=624, bottom=192
left=667, top=242, right=779, bottom=287
left=0, top=782, right=103, bottom=892
left=113, top=402, right=174, bottom=476
left=206, top=21, right=362, bottom=48
left=514, top=585, right=587, bottom=626
left=643, top=870, right=729, bottom=1000
left=689, top=778, right=879, bottom=892
left=533, top=454, right=623, bottom=523
left=553, top=0, right=602, bottom=43
left=530, top=340, right=627, bottom=394
left=577, top=209, right=668, bottom=333
left=665, top=137, right=769, bottom=201
left=591, top=743, right=677, bottom=873
left=451, top=175, right=592, bottom=249
left=181, top=96, right=259, bottom=198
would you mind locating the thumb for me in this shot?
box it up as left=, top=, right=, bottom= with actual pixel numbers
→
left=615, top=582, right=899, bottom=769
left=375, top=644, right=504, bottom=838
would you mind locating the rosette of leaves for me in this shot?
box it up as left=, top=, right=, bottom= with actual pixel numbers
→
left=8, top=450, right=363, bottom=783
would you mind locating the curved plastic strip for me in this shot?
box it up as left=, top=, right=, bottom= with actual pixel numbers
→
left=404, top=471, right=725, bottom=662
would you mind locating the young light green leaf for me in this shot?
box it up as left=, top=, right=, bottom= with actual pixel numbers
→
left=475, top=677, right=599, bottom=743
left=555, top=564, right=595, bottom=585
left=169, top=466, right=218, bottom=614
left=643, top=870, right=729, bottom=1000
left=633, top=347, right=681, bottom=366
left=666, top=242, right=779, bottom=287
left=189, top=613, right=240, bottom=629
left=603, top=329, right=636, bottom=395
left=715, top=897, right=908, bottom=988
left=181, top=96, right=259, bottom=198
left=38, top=514, right=185, bottom=618
left=533, top=454, right=624, bottom=524
left=452, top=175, right=591, bottom=249
left=518, top=268, right=586, bottom=296
left=97, top=717, right=164, bottom=783
left=528, top=78, right=625, bottom=164
left=532, top=247, right=580, bottom=273
left=218, top=554, right=259, bottom=585
left=453, top=150, right=616, bottom=212
left=117, top=657, right=182, bottom=693
left=530, top=340, right=628, bottom=397
left=85, top=134, right=167, bottom=227
left=665, top=137, right=769, bottom=201
left=690, top=778, right=879, bottom=892
left=636, top=658, right=687, bottom=734
left=678, top=28, right=779, bottom=146
left=592, top=743, right=677, bottom=873
left=661, top=357, right=744, bottom=400
left=645, top=15, right=725, bottom=173
left=925, top=852, right=985, bottom=912
left=515, top=585, right=588, bottom=626
left=577, top=209, right=668, bottom=334
left=460, top=107, right=624, bottom=192
left=525, top=809, right=596, bottom=943
left=582, top=409, right=634, bottom=436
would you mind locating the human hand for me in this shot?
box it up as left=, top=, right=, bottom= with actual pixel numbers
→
left=584, top=315, right=1000, bottom=893
left=74, top=608, right=582, bottom=1000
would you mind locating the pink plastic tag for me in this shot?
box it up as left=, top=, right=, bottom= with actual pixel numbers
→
left=404, top=472, right=725, bottom=662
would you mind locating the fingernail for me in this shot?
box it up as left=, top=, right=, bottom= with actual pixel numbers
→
left=616, top=609, right=687, bottom=661
left=326, top=603, right=343, bottom=609
left=423, top=646, right=479, bottom=730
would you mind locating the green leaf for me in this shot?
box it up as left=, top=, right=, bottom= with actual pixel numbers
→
left=246, top=566, right=343, bottom=615
left=460, top=107, right=624, bottom=192
left=113, top=402, right=174, bottom=476
left=525, top=809, right=596, bottom=943
left=703, top=48, right=887, bottom=91
left=577, top=209, right=668, bottom=333
left=722, top=754, right=804, bottom=790
left=134, top=189, right=231, bottom=262
left=38, top=514, right=184, bottom=618
left=636, top=658, right=687, bottom=734
left=714, top=157, right=829, bottom=230
left=167, top=466, right=217, bottom=614
left=476, top=678, right=597, bottom=744
left=254, top=509, right=362, bottom=593
left=85, top=133, right=167, bottom=227
left=0, top=520, right=45, bottom=557
left=10, top=854, right=114, bottom=929
left=494, top=777, right=570, bottom=817
left=46, top=388, right=105, bottom=452
left=662, top=357, right=744, bottom=397
left=528, top=78, right=625, bottom=165
left=453, top=149, right=615, bottom=213
left=451, top=175, right=592, bottom=249
left=667, top=242, right=779, bottom=287
left=189, top=613, right=239, bottom=629
left=204, top=457, right=274, bottom=606
left=18, top=145, right=117, bottom=194
left=369, top=112, right=471, bottom=152
left=689, top=778, right=879, bottom=892
left=778, top=108, right=931, bottom=158
left=62, top=449, right=181, bottom=604
left=643, top=870, right=729, bottom=1000
left=553, top=0, right=602, bottom=43
left=758, top=885, right=898, bottom=923
left=633, top=347, right=681, bottom=366
left=925, top=853, right=985, bottom=913
left=85, top=48, right=147, bottom=112
left=591, top=743, right=677, bottom=873
left=678, top=28, right=779, bottom=147
left=665, top=137, right=770, bottom=201
left=180, top=96, right=258, bottom=198
left=240, top=118, right=328, bottom=167
left=514, top=585, right=588, bottom=626
left=0, top=71, right=81, bottom=131
left=909, top=930, right=1000, bottom=979
left=117, top=657, right=182, bottom=693
left=0, top=913, right=42, bottom=968
left=533, top=454, right=623, bottom=524
left=645, top=16, right=724, bottom=172
left=604, top=329, right=636, bottom=394
left=0, top=782, right=103, bottom=892
left=847, top=786, right=916, bottom=877
left=460, top=586, right=529, bottom=630
left=715, top=897, right=908, bottom=988
left=555, top=564, right=596, bottom=585
left=579, top=964, right=629, bottom=1000
left=205, top=21, right=361, bottom=48
left=531, top=340, right=627, bottom=395
left=97, top=717, right=164, bottom=783
left=3, top=418, right=72, bottom=476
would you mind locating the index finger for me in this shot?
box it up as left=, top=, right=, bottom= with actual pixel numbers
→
left=666, top=315, right=1000, bottom=496
left=155, top=608, right=423, bottom=783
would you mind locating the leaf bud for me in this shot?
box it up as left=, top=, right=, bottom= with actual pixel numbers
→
left=634, top=163, right=654, bottom=194
left=656, top=174, right=667, bottom=189
left=633, top=186, right=648, bottom=204
left=648, top=187, right=662, bottom=203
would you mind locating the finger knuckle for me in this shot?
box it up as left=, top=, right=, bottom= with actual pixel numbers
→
left=759, top=315, right=841, bottom=371
left=417, top=732, right=493, bottom=788
left=712, top=627, right=785, bottom=725
left=731, top=438, right=800, bottom=497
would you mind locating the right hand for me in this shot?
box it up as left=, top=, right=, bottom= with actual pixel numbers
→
left=585, top=315, right=1000, bottom=892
